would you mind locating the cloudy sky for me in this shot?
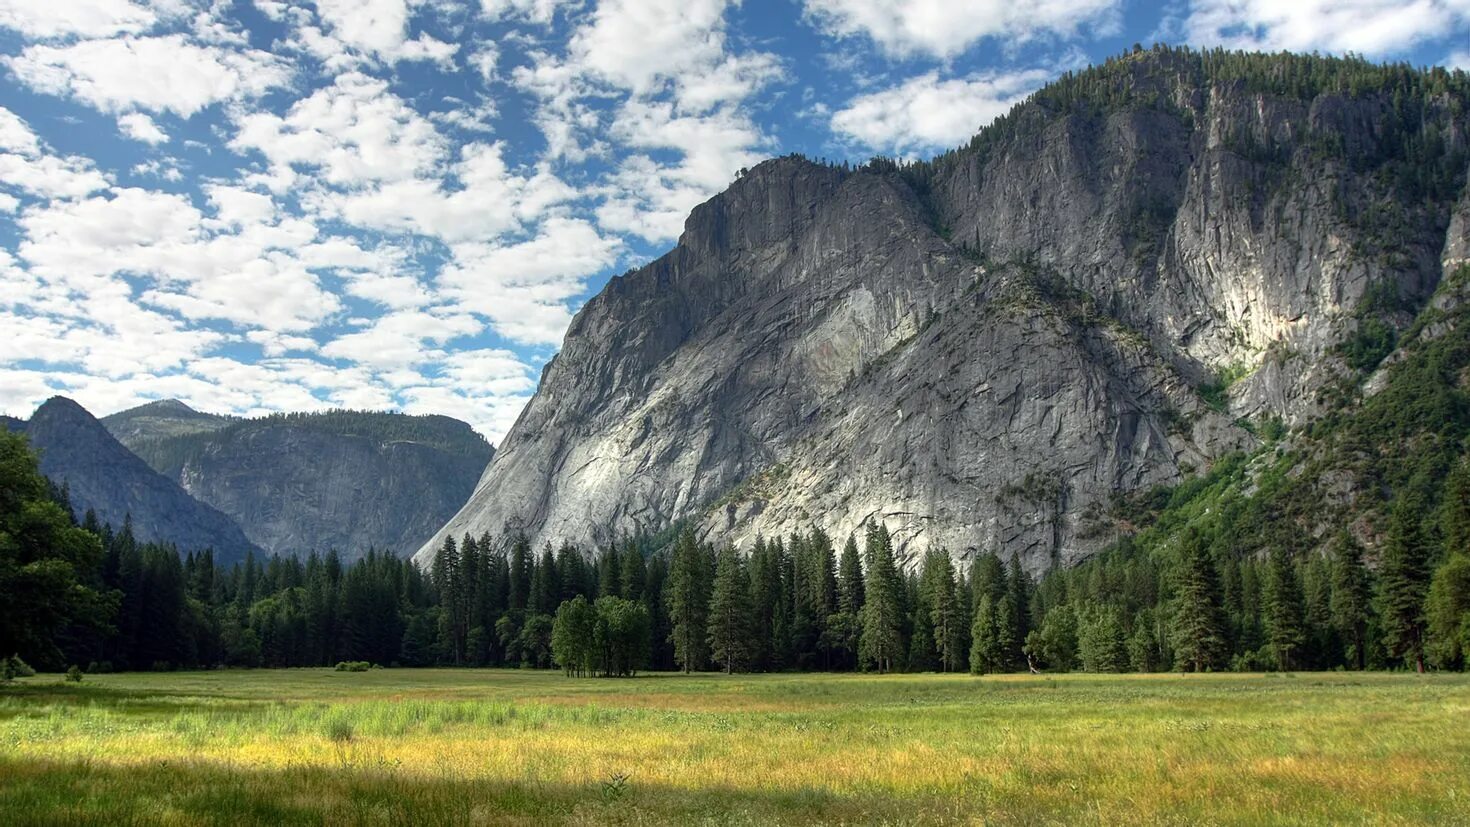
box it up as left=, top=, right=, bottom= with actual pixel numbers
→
left=2, top=0, right=1467, bottom=442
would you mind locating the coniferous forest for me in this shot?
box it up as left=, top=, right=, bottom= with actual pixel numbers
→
left=5, top=425, right=1468, bottom=677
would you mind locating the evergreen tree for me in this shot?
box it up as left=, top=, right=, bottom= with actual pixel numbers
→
left=838, top=535, right=864, bottom=616
left=529, top=545, right=557, bottom=616
left=597, top=544, right=623, bottom=599
left=707, top=546, right=753, bottom=674
left=1329, top=531, right=1374, bottom=670
left=1380, top=485, right=1433, bottom=672
left=858, top=523, right=904, bottom=673
left=508, top=534, right=532, bottom=611
left=620, top=544, right=647, bottom=601
left=969, top=595, right=1005, bottom=674
left=666, top=527, right=710, bottom=673
left=921, top=549, right=965, bottom=672
left=1005, top=555, right=1032, bottom=670
left=1262, top=548, right=1306, bottom=670
left=1427, top=553, right=1470, bottom=669
left=1169, top=529, right=1228, bottom=672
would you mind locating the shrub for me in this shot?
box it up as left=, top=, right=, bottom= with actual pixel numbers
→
left=2, top=656, right=36, bottom=682
left=65, top=665, right=84, bottom=683
left=334, top=661, right=372, bottom=672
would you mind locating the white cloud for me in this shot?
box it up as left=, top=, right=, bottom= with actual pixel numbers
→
left=1185, top=0, right=1470, bottom=56
left=311, top=0, right=459, bottom=66
left=321, top=308, right=482, bottom=370
left=6, top=34, right=290, bottom=117
left=318, top=141, right=577, bottom=243
left=117, top=112, right=167, bottom=144
left=479, top=0, right=576, bottom=25
left=802, top=0, right=1121, bottom=59
left=830, top=68, right=1050, bottom=154
left=439, top=216, right=621, bottom=344
left=0, top=106, right=41, bottom=155
left=0, top=108, right=111, bottom=199
left=0, top=0, right=158, bottom=39
left=597, top=101, right=768, bottom=241
left=1450, top=50, right=1470, bottom=70
left=229, top=71, right=447, bottom=190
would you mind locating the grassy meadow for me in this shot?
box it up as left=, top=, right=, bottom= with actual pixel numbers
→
left=1, top=670, right=1468, bottom=825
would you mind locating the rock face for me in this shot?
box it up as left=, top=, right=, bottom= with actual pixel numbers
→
left=418, top=49, right=1470, bottom=571
left=110, top=406, right=492, bottom=561
left=5, top=397, right=260, bottom=564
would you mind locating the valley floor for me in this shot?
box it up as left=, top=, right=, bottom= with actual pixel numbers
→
left=1, top=670, right=1467, bottom=825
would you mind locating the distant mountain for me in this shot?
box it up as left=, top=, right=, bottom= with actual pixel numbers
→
left=108, top=406, right=494, bottom=561
left=4, top=397, right=260, bottom=565
left=101, top=398, right=234, bottom=444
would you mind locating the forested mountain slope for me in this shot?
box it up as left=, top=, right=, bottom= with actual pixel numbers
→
left=419, top=47, right=1470, bottom=571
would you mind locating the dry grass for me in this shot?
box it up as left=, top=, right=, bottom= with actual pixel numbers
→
left=1, top=670, right=1467, bottom=825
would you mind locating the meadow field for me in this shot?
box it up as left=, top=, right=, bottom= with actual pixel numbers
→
left=1, top=670, right=1467, bottom=825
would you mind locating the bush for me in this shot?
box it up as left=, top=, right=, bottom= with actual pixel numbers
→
left=334, top=661, right=372, bottom=672
left=65, top=665, right=84, bottom=683
left=2, top=656, right=37, bottom=682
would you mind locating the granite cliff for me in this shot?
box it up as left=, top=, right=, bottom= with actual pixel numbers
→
left=418, top=49, right=1470, bottom=570
left=110, top=406, right=492, bottom=561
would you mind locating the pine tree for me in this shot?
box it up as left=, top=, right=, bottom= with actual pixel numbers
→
left=508, top=534, right=532, bottom=611
left=597, top=544, right=623, bottom=599
left=838, top=535, right=864, bottom=616
left=921, top=549, right=964, bottom=672
left=1005, top=555, right=1032, bottom=670
left=969, top=595, right=1004, bottom=674
left=1169, top=529, right=1228, bottom=672
left=666, top=527, right=710, bottom=673
left=1262, top=548, right=1306, bottom=670
left=858, top=523, right=903, bottom=673
left=1380, top=485, right=1433, bottom=672
left=620, top=544, right=646, bottom=602
left=1329, top=531, right=1373, bottom=670
left=707, top=546, right=753, bottom=674
left=529, top=545, right=557, bottom=616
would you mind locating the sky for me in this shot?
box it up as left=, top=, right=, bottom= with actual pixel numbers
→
left=2, top=1, right=1468, bottom=443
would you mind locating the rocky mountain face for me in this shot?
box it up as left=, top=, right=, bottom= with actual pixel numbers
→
left=4, top=397, right=260, bottom=564
left=110, top=406, right=493, bottom=561
left=417, top=49, right=1470, bottom=571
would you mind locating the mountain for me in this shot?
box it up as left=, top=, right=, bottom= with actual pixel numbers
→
left=101, top=398, right=234, bottom=444
left=416, top=48, right=1470, bottom=571
left=110, top=407, right=493, bottom=561
left=3, top=397, right=260, bottom=564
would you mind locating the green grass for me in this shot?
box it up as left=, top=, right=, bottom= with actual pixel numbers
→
left=2, top=670, right=1468, bottom=825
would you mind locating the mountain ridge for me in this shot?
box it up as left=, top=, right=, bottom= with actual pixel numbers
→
left=109, top=404, right=494, bottom=560
left=416, top=47, right=1470, bottom=571
left=4, top=396, right=260, bottom=564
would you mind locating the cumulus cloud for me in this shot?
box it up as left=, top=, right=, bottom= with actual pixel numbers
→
left=117, top=111, right=167, bottom=144
left=5, top=34, right=291, bottom=117
left=0, top=0, right=159, bottom=39
left=830, top=68, right=1050, bottom=154
left=802, top=0, right=1121, bottom=58
left=311, top=0, right=459, bottom=66
left=1185, top=0, right=1470, bottom=56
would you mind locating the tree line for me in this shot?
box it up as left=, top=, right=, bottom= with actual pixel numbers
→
left=3, top=427, right=1467, bottom=675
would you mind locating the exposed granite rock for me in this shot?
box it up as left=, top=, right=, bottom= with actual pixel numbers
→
left=5, top=397, right=259, bottom=564
left=112, top=407, right=492, bottom=561
left=418, top=51, right=1470, bottom=572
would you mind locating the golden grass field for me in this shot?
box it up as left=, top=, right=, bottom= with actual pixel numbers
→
left=1, top=669, right=1468, bottom=825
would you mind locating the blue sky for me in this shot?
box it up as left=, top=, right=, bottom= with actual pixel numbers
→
left=2, top=0, right=1467, bottom=442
